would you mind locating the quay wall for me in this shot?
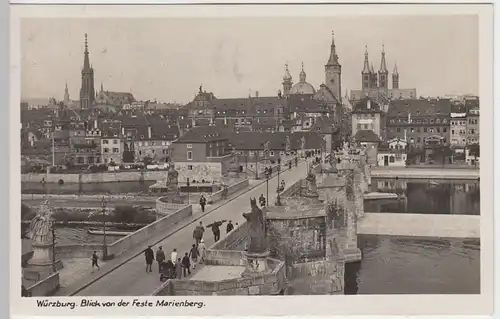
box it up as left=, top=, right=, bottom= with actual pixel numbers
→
left=371, top=167, right=480, bottom=180
left=22, top=170, right=171, bottom=184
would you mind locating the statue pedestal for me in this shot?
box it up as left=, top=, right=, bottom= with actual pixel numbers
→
left=26, top=241, right=63, bottom=277
left=242, top=250, right=271, bottom=277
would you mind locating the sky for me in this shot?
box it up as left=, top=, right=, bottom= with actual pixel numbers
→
left=20, top=15, right=478, bottom=104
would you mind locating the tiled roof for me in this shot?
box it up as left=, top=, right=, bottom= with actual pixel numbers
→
left=387, top=98, right=451, bottom=117
left=352, top=97, right=383, bottom=113
left=173, top=126, right=229, bottom=143
left=228, top=131, right=324, bottom=151
left=354, top=130, right=380, bottom=142
left=287, top=95, right=327, bottom=113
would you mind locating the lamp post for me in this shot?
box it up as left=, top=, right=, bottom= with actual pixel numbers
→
left=276, top=157, right=282, bottom=206
left=186, top=178, right=190, bottom=203
left=100, top=195, right=108, bottom=259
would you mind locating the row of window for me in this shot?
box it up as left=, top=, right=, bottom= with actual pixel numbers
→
left=357, top=123, right=375, bottom=130
left=102, top=139, right=119, bottom=145
left=138, top=141, right=170, bottom=147
left=137, top=149, right=169, bottom=156
left=396, top=127, right=447, bottom=133
left=103, top=148, right=120, bottom=153
left=398, top=137, right=448, bottom=144
left=389, top=118, right=448, bottom=125
left=468, top=119, right=479, bottom=125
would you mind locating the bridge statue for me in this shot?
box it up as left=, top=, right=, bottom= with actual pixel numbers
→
left=304, top=166, right=318, bottom=197
left=29, top=199, right=54, bottom=244
left=166, top=163, right=179, bottom=192
left=242, top=198, right=270, bottom=275
left=243, top=198, right=267, bottom=254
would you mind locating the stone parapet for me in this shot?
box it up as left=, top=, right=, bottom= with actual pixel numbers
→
left=27, top=272, right=60, bottom=297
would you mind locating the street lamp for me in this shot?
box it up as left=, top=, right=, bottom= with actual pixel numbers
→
left=276, top=157, right=282, bottom=206
left=100, top=195, right=108, bottom=259
left=51, top=219, right=56, bottom=273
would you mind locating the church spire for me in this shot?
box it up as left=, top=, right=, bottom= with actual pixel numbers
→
left=299, top=62, right=306, bottom=82
left=379, top=44, right=388, bottom=73
left=83, top=33, right=91, bottom=71
left=362, top=45, right=370, bottom=74
left=283, top=63, right=292, bottom=81
left=326, top=31, right=340, bottom=66
left=393, top=62, right=399, bottom=76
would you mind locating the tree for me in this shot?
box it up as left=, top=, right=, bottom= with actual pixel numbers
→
left=142, top=156, right=153, bottom=166
left=114, top=205, right=139, bottom=223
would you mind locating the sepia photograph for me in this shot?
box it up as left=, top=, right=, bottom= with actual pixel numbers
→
left=10, top=3, right=494, bottom=317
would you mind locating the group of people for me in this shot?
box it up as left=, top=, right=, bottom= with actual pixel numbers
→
left=139, top=219, right=238, bottom=281
left=144, top=243, right=203, bottom=281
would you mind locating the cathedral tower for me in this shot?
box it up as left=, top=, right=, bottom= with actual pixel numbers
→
left=392, top=63, right=399, bottom=89
left=378, top=45, right=389, bottom=89
left=361, top=46, right=371, bottom=90
left=63, top=82, right=70, bottom=106
left=79, top=33, right=95, bottom=110
left=370, top=63, right=378, bottom=88
left=282, top=63, right=293, bottom=97
left=325, top=31, right=342, bottom=102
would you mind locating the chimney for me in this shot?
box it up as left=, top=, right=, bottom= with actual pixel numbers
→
left=367, top=99, right=371, bottom=109
left=148, top=126, right=152, bottom=139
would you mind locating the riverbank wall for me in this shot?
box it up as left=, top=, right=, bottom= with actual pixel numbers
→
left=371, top=167, right=480, bottom=180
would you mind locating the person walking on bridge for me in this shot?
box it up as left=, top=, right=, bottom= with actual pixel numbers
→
left=207, top=220, right=226, bottom=242
left=91, top=251, right=100, bottom=272
left=171, top=248, right=178, bottom=266
left=199, top=195, right=207, bottom=212
left=144, top=245, right=154, bottom=273
left=193, top=221, right=205, bottom=246
left=182, top=252, right=191, bottom=277
left=226, top=220, right=234, bottom=234
left=189, top=244, right=199, bottom=269
left=155, top=246, right=165, bottom=273
left=198, top=239, right=207, bottom=263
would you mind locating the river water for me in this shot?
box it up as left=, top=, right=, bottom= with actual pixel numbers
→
left=345, top=235, right=480, bottom=294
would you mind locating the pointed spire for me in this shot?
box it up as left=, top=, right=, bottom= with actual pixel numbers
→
left=326, top=31, right=340, bottom=66
left=362, top=45, right=370, bottom=73
left=379, top=44, right=388, bottom=73
left=65, top=81, right=68, bottom=92
left=283, top=63, right=292, bottom=81
left=83, top=33, right=91, bottom=71
left=101, top=82, right=104, bottom=92
left=299, top=62, right=306, bottom=82
left=393, top=62, right=399, bottom=75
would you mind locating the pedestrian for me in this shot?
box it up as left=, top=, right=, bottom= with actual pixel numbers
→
left=259, top=194, right=266, bottom=207
left=175, top=258, right=182, bottom=279
left=189, top=244, right=199, bottom=269
left=182, top=252, right=191, bottom=277
left=199, top=195, right=207, bottom=212
left=226, top=220, right=234, bottom=233
left=155, top=246, right=165, bottom=273
left=91, top=251, right=100, bottom=272
left=144, top=245, right=154, bottom=273
left=295, top=157, right=298, bottom=167
left=289, top=161, right=292, bottom=169
left=171, top=248, right=178, bottom=266
left=165, top=259, right=174, bottom=279
left=198, top=239, right=207, bottom=263
left=207, top=220, right=225, bottom=242
left=193, top=221, right=204, bottom=246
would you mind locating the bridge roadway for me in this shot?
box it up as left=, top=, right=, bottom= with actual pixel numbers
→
left=73, top=160, right=309, bottom=296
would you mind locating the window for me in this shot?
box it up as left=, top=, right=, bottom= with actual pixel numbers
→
left=357, top=124, right=361, bottom=129
left=112, top=148, right=119, bottom=153
left=397, top=128, right=400, bottom=132
left=113, top=139, right=118, bottom=144
left=103, top=140, right=109, bottom=144
left=417, top=137, right=421, bottom=143
left=410, top=128, right=414, bottom=133
left=430, top=119, right=434, bottom=124
left=424, top=128, right=428, bottom=133
left=151, top=141, right=155, bottom=146
left=104, top=148, right=109, bottom=153
left=430, top=128, right=434, bottom=133
left=139, top=151, right=142, bottom=155
left=138, top=142, right=143, bottom=146
left=437, top=127, right=440, bottom=133
left=416, top=127, right=421, bottom=132
left=363, top=124, right=368, bottom=129
left=443, top=127, right=447, bottom=133
left=270, top=151, right=275, bottom=156
left=187, top=151, right=193, bottom=160
left=451, top=130, right=455, bottom=134
left=249, top=151, right=254, bottom=157
left=259, top=151, right=264, bottom=157
left=187, top=144, right=193, bottom=149
left=389, top=156, right=395, bottom=163
left=436, top=119, right=441, bottom=124
left=188, top=165, right=193, bottom=170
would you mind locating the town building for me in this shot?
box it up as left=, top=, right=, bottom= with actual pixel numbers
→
left=449, top=102, right=467, bottom=160
left=133, top=117, right=179, bottom=163
left=351, top=97, right=384, bottom=139
left=170, top=126, right=232, bottom=184
left=466, top=98, right=480, bottom=145
left=350, top=46, right=417, bottom=102
left=100, top=120, right=123, bottom=165
left=385, top=98, right=452, bottom=149
left=377, top=138, right=408, bottom=167
left=94, top=83, right=136, bottom=111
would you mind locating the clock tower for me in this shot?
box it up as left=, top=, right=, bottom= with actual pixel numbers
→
left=325, top=31, right=342, bottom=103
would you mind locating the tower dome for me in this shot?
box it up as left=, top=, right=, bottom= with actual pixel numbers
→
left=283, top=63, right=292, bottom=81
left=289, top=62, right=315, bottom=95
